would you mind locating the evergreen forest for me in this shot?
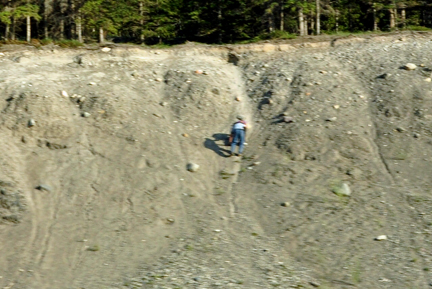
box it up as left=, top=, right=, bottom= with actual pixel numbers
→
left=1, top=0, right=432, bottom=45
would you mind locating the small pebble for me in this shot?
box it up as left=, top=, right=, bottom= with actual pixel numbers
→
left=375, top=235, right=387, bottom=241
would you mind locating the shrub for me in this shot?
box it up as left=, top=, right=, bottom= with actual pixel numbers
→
left=40, top=38, right=53, bottom=46
left=406, top=25, right=431, bottom=31
left=259, top=30, right=297, bottom=40
left=55, top=39, right=84, bottom=48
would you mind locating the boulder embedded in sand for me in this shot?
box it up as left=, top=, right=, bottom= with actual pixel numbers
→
left=187, top=163, right=200, bottom=172
left=404, top=63, right=417, bottom=70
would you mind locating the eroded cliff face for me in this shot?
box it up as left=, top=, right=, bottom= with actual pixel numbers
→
left=1, top=32, right=432, bottom=288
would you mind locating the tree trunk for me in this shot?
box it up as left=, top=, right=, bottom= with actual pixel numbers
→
left=310, top=16, right=314, bottom=35
left=44, top=0, right=49, bottom=39
left=70, top=1, right=76, bottom=40
left=335, top=9, right=339, bottom=33
left=140, top=1, right=144, bottom=42
left=280, top=0, right=284, bottom=31
left=217, top=0, right=222, bottom=43
left=60, top=19, right=64, bottom=40
left=316, top=0, right=320, bottom=35
left=268, top=13, right=275, bottom=33
left=304, top=17, right=308, bottom=35
left=99, top=27, right=104, bottom=43
left=77, top=13, right=83, bottom=43
left=11, top=17, right=15, bottom=40
left=5, top=1, right=11, bottom=40
left=389, top=8, right=395, bottom=29
left=373, top=3, right=378, bottom=31
left=401, top=8, right=406, bottom=28
left=26, top=15, right=31, bottom=42
left=298, top=7, right=304, bottom=36
left=5, top=23, right=9, bottom=40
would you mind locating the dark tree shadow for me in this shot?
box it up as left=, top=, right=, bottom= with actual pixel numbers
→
left=204, top=133, right=231, bottom=157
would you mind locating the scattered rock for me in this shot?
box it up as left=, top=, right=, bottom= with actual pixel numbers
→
left=283, top=116, right=294, bottom=123
left=375, top=235, right=388, bottom=241
left=61, top=90, right=68, bottom=98
left=187, top=163, right=199, bottom=172
left=280, top=202, right=290, bottom=207
left=235, top=97, right=241, bottom=102
left=160, top=101, right=168, bottom=107
left=182, top=133, right=189, bottom=138
left=36, top=184, right=52, bottom=192
left=28, top=119, right=36, bottom=127
left=346, top=168, right=362, bottom=179
left=319, top=70, right=327, bottom=74
left=404, top=63, right=417, bottom=70
left=332, top=182, right=351, bottom=196
left=155, top=78, right=163, bottom=82
left=195, top=70, right=203, bottom=74
left=333, top=105, right=340, bottom=109
left=425, top=78, right=432, bottom=82
left=101, top=47, right=111, bottom=52
left=82, top=112, right=91, bottom=118
left=326, top=117, right=337, bottom=122
left=378, top=73, right=391, bottom=79
left=88, top=82, right=96, bottom=86
left=228, top=52, right=240, bottom=65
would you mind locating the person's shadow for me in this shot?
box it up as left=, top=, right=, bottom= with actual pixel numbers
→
left=204, top=133, right=231, bottom=157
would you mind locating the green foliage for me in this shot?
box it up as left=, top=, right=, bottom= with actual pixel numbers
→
left=406, top=25, right=431, bottom=31
left=1, top=0, right=432, bottom=44
left=14, top=4, right=41, bottom=21
left=40, top=38, right=54, bottom=45
left=81, top=0, right=116, bottom=33
left=0, top=10, right=11, bottom=25
left=259, top=30, right=297, bottom=40
left=55, top=40, right=84, bottom=48
left=1, top=39, right=27, bottom=45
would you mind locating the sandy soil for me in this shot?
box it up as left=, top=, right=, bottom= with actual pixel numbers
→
left=1, top=32, right=432, bottom=289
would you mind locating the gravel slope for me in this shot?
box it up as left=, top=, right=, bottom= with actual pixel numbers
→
left=1, top=32, right=432, bottom=289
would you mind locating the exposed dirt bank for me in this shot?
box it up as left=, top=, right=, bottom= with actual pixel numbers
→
left=1, top=31, right=432, bottom=289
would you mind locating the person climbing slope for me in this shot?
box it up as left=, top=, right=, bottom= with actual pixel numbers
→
left=230, top=115, right=247, bottom=157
